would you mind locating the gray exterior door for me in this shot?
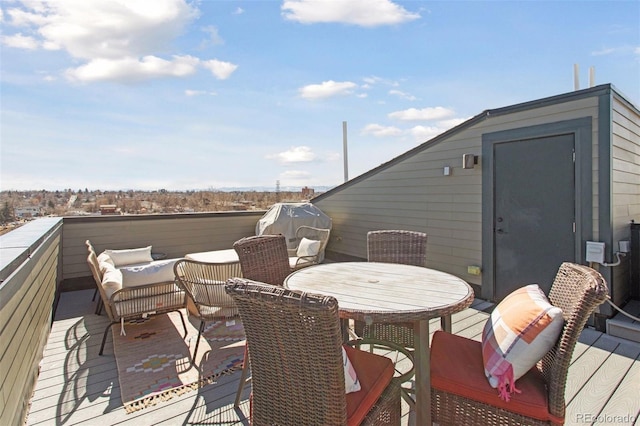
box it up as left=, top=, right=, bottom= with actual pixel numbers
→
left=493, top=134, right=576, bottom=299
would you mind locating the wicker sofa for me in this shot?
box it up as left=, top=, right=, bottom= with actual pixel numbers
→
left=86, top=241, right=187, bottom=355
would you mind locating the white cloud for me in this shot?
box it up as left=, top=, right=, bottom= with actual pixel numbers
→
left=202, top=25, right=224, bottom=45
left=409, top=125, right=445, bottom=141
left=5, top=0, right=198, bottom=59
left=281, top=0, right=420, bottom=27
left=388, top=106, right=455, bottom=121
left=2, top=0, right=239, bottom=83
left=201, top=59, right=238, bottom=80
left=267, top=146, right=316, bottom=164
left=362, top=76, right=383, bottom=85
left=65, top=55, right=200, bottom=83
left=388, top=89, right=416, bottom=101
left=233, top=7, right=245, bottom=15
left=299, top=80, right=357, bottom=99
left=185, top=89, right=217, bottom=96
left=280, top=170, right=311, bottom=180
left=591, top=47, right=617, bottom=56
left=1, top=33, right=39, bottom=49
left=361, top=124, right=403, bottom=137
left=437, top=118, right=467, bottom=128
left=591, top=45, right=640, bottom=57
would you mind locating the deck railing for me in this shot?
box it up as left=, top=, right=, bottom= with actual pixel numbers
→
left=0, top=211, right=264, bottom=426
left=1, top=218, right=62, bottom=426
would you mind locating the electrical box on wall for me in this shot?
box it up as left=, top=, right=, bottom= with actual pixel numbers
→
left=585, top=241, right=605, bottom=264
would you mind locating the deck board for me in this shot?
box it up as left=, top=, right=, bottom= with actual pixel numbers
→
left=26, top=289, right=640, bottom=425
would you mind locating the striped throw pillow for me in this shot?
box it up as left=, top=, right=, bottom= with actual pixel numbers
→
left=482, top=284, right=563, bottom=401
left=342, top=345, right=361, bottom=393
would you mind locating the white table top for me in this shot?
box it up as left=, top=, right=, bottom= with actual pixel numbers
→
left=284, top=261, right=474, bottom=323
left=185, top=248, right=239, bottom=264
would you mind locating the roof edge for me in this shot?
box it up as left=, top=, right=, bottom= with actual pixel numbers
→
left=313, top=110, right=489, bottom=202
left=312, top=83, right=635, bottom=203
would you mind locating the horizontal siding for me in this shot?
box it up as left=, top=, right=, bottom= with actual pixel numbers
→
left=611, top=94, right=640, bottom=305
left=0, top=222, right=60, bottom=426
left=62, top=212, right=264, bottom=279
left=316, top=96, right=601, bottom=289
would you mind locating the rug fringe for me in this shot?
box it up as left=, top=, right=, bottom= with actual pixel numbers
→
left=124, top=366, right=241, bottom=413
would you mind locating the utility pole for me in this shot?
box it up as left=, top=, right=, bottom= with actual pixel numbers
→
left=343, top=121, right=349, bottom=182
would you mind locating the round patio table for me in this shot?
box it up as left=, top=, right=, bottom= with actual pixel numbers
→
left=284, top=261, right=474, bottom=426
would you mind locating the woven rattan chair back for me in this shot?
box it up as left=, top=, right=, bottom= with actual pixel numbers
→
left=225, top=278, right=400, bottom=426
left=539, top=262, right=609, bottom=421
left=233, top=234, right=291, bottom=286
left=367, top=230, right=427, bottom=266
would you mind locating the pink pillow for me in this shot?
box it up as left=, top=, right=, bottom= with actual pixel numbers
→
left=482, top=284, right=563, bottom=401
left=342, top=346, right=361, bottom=393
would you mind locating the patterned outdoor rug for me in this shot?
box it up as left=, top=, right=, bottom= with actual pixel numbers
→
left=112, top=311, right=245, bottom=413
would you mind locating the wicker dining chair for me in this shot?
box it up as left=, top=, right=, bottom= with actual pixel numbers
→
left=233, top=234, right=292, bottom=286
left=367, top=229, right=428, bottom=268
left=232, top=234, right=293, bottom=407
left=361, top=229, right=429, bottom=348
left=430, top=262, right=609, bottom=426
left=225, top=278, right=401, bottom=426
left=173, top=258, right=240, bottom=359
left=356, top=230, right=429, bottom=403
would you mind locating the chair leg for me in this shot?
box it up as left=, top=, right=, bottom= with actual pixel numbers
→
left=95, top=300, right=103, bottom=316
left=99, top=322, right=117, bottom=356
left=92, top=288, right=98, bottom=301
left=234, top=345, right=250, bottom=408
left=193, top=320, right=205, bottom=360
left=177, top=310, right=188, bottom=337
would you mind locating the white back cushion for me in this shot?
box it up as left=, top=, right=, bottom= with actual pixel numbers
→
left=104, top=246, right=153, bottom=267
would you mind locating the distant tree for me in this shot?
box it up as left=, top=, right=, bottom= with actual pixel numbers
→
left=0, top=202, right=12, bottom=224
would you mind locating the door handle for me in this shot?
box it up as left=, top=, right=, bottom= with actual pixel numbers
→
left=496, top=228, right=506, bottom=234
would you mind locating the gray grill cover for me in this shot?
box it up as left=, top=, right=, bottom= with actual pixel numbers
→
left=255, top=203, right=332, bottom=249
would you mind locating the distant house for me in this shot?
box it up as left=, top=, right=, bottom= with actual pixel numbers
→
left=99, top=204, right=120, bottom=215
left=301, top=186, right=315, bottom=198
left=14, top=206, right=41, bottom=218
left=313, top=83, right=640, bottom=328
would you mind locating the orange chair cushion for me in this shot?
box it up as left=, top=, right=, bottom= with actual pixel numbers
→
left=431, top=331, right=563, bottom=424
left=344, top=344, right=395, bottom=426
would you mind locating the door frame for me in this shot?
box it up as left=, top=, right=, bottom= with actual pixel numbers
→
left=481, top=117, right=593, bottom=302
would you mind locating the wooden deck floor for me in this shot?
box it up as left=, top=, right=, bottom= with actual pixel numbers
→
left=26, top=289, right=640, bottom=426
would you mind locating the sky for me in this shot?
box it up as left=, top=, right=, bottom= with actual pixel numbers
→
left=1, top=0, right=639, bottom=192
